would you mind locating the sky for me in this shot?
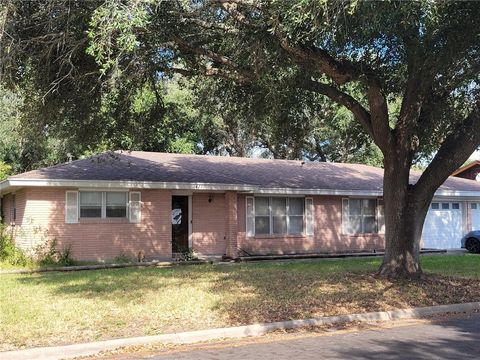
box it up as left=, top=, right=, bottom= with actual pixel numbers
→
left=471, top=150, right=480, bottom=161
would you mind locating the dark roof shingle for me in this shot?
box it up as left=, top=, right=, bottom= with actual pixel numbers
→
left=9, top=151, right=480, bottom=192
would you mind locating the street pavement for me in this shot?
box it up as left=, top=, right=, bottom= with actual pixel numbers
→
left=110, top=313, right=480, bottom=360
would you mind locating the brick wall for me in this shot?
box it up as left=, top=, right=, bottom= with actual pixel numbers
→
left=6, top=187, right=172, bottom=261
left=224, top=191, right=238, bottom=258
left=237, top=194, right=385, bottom=255
left=2, top=187, right=388, bottom=261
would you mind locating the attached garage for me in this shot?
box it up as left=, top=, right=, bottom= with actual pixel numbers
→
left=422, top=202, right=464, bottom=249
left=471, top=202, right=480, bottom=231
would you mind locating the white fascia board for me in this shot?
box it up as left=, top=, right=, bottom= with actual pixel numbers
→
left=4, top=178, right=259, bottom=192
left=3, top=178, right=480, bottom=198
left=253, top=188, right=384, bottom=196
left=432, top=190, right=480, bottom=200
left=0, top=180, right=9, bottom=191
left=2, top=179, right=384, bottom=196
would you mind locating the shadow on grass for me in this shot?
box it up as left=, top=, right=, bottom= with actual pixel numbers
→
left=206, top=266, right=480, bottom=325
left=13, top=259, right=480, bottom=325
left=14, top=265, right=222, bottom=302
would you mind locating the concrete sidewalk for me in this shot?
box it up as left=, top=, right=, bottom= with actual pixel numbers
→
left=2, top=302, right=479, bottom=360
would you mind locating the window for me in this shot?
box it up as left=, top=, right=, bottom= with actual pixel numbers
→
left=342, top=198, right=378, bottom=234
left=441, top=203, right=450, bottom=210
left=251, top=197, right=307, bottom=236
left=451, top=203, right=460, bottom=210
left=80, top=192, right=102, bottom=218
left=79, top=191, right=127, bottom=218
left=431, top=203, right=439, bottom=210
left=472, top=203, right=478, bottom=210
left=12, top=194, right=16, bottom=222
left=254, top=197, right=270, bottom=234
left=106, top=192, right=127, bottom=218
left=288, top=197, right=304, bottom=235
left=271, top=197, right=287, bottom=234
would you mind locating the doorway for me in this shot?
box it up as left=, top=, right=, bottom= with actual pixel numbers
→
left=172, top=196, right=189, bottom=253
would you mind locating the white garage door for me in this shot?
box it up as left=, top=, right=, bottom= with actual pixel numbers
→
left=422, top=202, right=463, bottom=249
left=471, top=203, right=480, bottom=231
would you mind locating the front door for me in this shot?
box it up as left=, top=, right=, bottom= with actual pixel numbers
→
left=172, top=196, right=189, bottom=253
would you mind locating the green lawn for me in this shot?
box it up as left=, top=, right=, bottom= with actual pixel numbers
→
left=0, top=255, right=478, bottom=351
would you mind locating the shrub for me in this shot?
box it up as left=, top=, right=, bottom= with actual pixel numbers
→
left=0, top=225, right=75, bottom=268
left=113, top=252, right=134, bottom=264
left=0, top=224, right=29, bottom=267
left=177, top=247, right=198, bottom=262
left=57, top=246, right=74, bottom=266
left=35, top=238, right=75, bottom=267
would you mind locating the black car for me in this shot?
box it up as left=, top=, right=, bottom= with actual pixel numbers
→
left=461, top=231, right=480, bottom=253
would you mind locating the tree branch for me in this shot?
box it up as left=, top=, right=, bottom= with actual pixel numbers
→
left=414, top=106, right=480, bottom=197
left=367, top=80, right=391, bottom=152
left=172, top=36, right=237, bottom=68
left=278, top=36, right=356, bottom=85
left=168, top=66, right=250, bottom=84
left=298, top=77, right=374, bottom=139
left=179, top=16, right=239, bottom=34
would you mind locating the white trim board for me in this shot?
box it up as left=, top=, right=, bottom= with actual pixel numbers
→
left=1, top=178, right=480, bottom=198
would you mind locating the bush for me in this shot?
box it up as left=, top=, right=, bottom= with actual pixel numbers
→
left=0, top=225, right=29, bottom=267
left=57, top=246, right=74, bottom=266
left=0, top=227, right=75, bottom=268
left=34, top=238, right=75, bottom=267
left=176, top=247, right=198, bottom=262
left=113, top=252, right=135, bottom=264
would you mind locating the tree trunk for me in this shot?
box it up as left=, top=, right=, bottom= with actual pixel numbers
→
left=377, top=153, right=433, bottom=279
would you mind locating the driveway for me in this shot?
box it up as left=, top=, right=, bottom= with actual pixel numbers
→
left=103, top=313, right=480, bottom=360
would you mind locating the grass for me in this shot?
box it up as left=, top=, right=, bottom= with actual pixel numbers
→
left=0, top=259, right=99, bottom=270
left=422, top=254, right=480, bottom=278
left=0, top=255, right=478, bottom=351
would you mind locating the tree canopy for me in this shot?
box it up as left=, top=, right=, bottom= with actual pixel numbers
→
left=0, top=0, right=383, bottom=172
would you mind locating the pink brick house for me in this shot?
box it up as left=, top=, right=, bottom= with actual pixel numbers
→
left=1, top=151, right=480, bottom=261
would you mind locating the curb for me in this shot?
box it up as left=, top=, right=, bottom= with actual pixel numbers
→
left=2, top=302, right=479, bottom=360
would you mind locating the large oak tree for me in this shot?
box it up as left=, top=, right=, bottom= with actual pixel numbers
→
left=1, top=0, right=480, bottom=278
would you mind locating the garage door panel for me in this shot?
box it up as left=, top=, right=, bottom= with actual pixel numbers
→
left=471, top=203, right=480, bottom=231
left=422, top=202, right=463, bottom=249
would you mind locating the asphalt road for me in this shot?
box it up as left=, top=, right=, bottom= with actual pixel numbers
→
left=115, top=313, right=480, bottom=360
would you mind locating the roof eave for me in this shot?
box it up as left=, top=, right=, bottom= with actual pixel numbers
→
left=452, top=161, right=480, bottom=176
left=3, top=178, right=480, bottom=198
left=0, top=179, right=11, bottom=194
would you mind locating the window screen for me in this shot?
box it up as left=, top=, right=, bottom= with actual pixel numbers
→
left=106, top=192, right=127, bottom=218
left=80, top=192, right=102, bottom=218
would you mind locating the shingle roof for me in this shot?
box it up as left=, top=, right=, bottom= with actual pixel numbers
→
left=7, top=151, right=480, bottom=193
left=452, top=160, right=480, bottom=176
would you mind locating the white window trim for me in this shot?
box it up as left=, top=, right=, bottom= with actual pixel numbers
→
left=305, top=197, right=314, bottom=236
left=246, top=196, right=255, bottom=237
left=12, top=193, right=16, bottom=222
left=79, top=190, right=128, bottom=219
left=65, top=191, right=79, bottom=224
left=251, top=196, right=307, bottom=236
left=342, top=197, right=380, bottom=235
left=129, top=191, right=142, bottom=223
left=377, top=198, right=385, bottom=234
